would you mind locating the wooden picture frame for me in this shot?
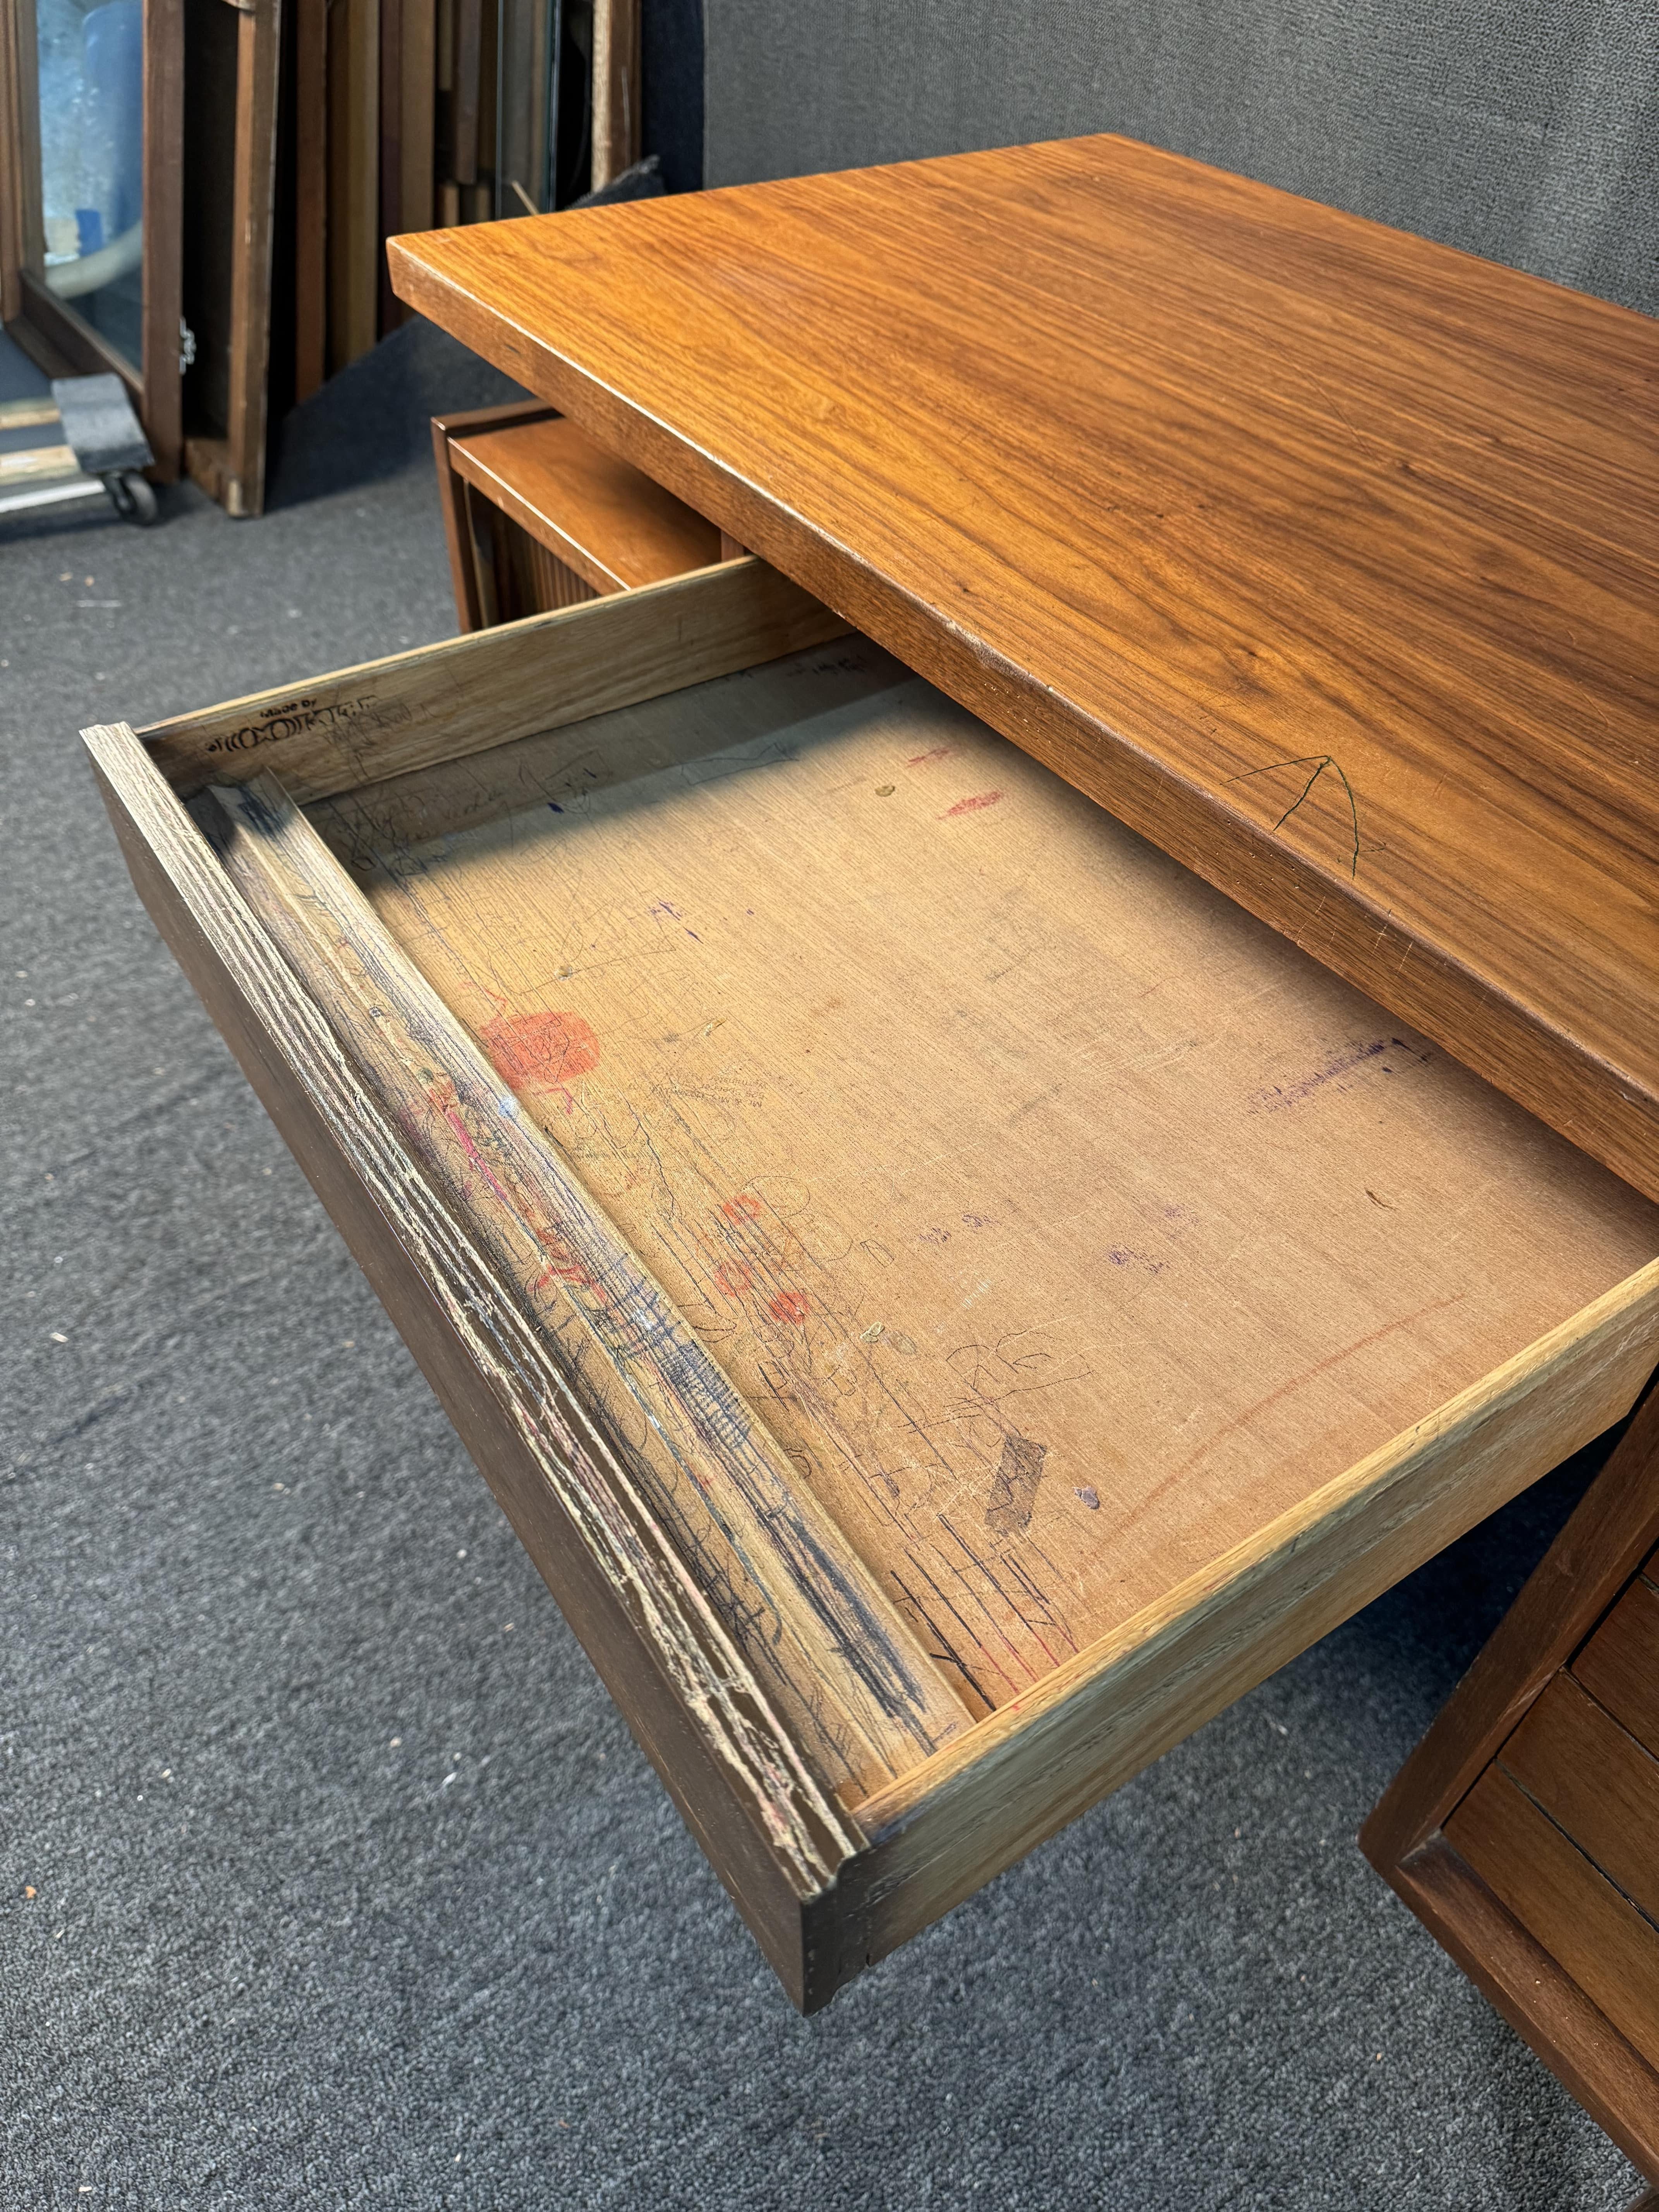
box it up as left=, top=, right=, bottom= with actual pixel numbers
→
left=1, top=0, right=184, bottom=478
left=1, top=0, right=281, bottom=509
left=180, top=0, right=284, bottom=516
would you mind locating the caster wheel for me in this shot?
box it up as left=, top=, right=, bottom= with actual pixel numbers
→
left=108, top=471, right=159, bottom=525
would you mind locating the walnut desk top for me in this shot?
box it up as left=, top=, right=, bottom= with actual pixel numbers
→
left=390, top=132, right=1659, bottom=1204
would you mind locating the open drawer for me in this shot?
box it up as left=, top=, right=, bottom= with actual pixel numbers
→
left=86, top=558, right=1659, bottom=2011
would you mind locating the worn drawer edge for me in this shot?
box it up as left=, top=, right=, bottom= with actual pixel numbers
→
left=85, top=715, right=872, bottom=2009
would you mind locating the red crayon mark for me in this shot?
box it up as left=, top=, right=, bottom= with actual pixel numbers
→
left=480, top=1010, right=600, bottom=1091
left=713, top=1262, right=753, bottom=1298
left=941, top=790, right=1003, bottom=819
left=768, top=1290, right=811, bottom=1325
left=533, top=1225, right=596, bottom=1293
left=720, top=1192, right=762, bottom=1222
left=907, top=745, right=953, bottom=766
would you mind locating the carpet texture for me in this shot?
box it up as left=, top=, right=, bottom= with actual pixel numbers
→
left=1, top=320, right=1647, bottom=2211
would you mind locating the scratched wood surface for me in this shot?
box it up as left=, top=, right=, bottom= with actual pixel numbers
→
left=388, top=134, right=1659, bottom=1206
left=211, top=767, right=973, bottom=1801
left=314, top=639, right=1659, bottom=1725
left=141, top=558, right=846, bottom=804
left=82, top=716, right=877, bottom=2004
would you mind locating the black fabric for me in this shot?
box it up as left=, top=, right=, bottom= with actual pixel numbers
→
left=0, top=325, right=1646, bottom=2209
left=572, top=155, right=668, bottom=208
left=644, top=0, right=707, bottom=195
left=266, top=315, right=529, bottom=509
left=703, top=0, right=1659, bottom=318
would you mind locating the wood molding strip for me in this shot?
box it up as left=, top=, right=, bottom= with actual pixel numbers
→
left=138, top=557, right=849, bottom=801
left=17, top=270, right=142, bottom=394
left=221, top=0, right=283, bottom=515
left=590, top=0, right=640, bottom=191
left=1385, top=1835, right=1659, bottom=2182
left=140, top=0, right=184, bottom=475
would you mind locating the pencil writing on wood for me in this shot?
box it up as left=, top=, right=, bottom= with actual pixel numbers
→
left=1227, top=753, right=1362, bottom=878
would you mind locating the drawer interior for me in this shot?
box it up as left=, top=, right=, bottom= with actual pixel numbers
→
left=302, top=633, right=1659, bottom=1762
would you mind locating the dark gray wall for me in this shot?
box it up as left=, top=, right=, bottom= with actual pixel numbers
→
left=644, top=0, right=706, bottom=196
left=703, top=0, right=1657, bottom=316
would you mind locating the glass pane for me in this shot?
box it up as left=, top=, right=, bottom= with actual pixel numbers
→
left=36, top=0, right=144, bottom=370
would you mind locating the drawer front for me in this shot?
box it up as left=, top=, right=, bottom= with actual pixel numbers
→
left=1445, top=1761, right=1659, bottom=2074
left=1574, top=1561, right=1659, bottom=1759
left=1498, top=1671, right=1659, bottom=1928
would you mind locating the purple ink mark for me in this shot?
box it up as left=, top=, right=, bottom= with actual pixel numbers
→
left=1249, top=1037, right=1430, bottom=1115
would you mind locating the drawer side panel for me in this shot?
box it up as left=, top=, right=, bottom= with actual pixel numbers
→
left=85, top=716, right=869, bottom=2008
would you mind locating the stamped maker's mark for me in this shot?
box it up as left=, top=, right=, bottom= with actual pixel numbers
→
left=203, top=692, right=416, bottom=757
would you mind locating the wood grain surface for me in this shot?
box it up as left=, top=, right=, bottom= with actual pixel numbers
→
left=314, top=639, right=1659, bottom=1736
left=82, top=716, right=877, bottom=2005
left=140, top=558, right=847, bottom=801
left=139, top=0, right=186, bottom=478
left=387, top=134, right=1659, bottom=1203
left=92, top=610, right=1659, bottom=2008
left=1574, top=1570, right=1659, bottom=1759
left=451, top=415, right=721, bottom=593
left=1380, top=1834, right=1659, bottom=2183
left=0, top=443, right=79, bottom=485
left=590, top=0, right=640, bottom=192
left=219, top=0, right=282, bottom=517
left=1362, top=1372, right=1659, bottom=2170
left=210, top=768, right=974, bottom=1798
left=1499, top=1672, right=1659, bottom=1927
left=431, top=401, right=559, bottom=630
left=1446, top=1763, right=1659, bottom=2072
left=1362, top=1376, right=1659, bottom=1872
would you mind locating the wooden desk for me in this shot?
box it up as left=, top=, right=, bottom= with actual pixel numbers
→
left=389, top=133, right=1659, bottom=1206
left=85, top=137, right=1659, bottom=2015
left=432, top=400, right=728, bottom=628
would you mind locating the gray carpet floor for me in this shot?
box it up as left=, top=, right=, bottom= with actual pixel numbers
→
left=1, top=322, right=1647, bottom=2211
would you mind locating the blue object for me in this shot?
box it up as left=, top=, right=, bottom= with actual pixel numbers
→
left=81, top=0, right=144, bottom=243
